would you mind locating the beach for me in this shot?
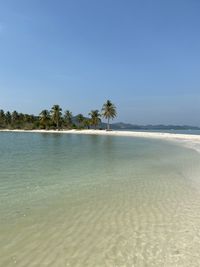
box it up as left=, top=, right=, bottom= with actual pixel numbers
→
left=1, top=0, right=199, bottom=265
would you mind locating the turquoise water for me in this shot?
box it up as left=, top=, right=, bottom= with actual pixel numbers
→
left=1, top=132, right=200, bottom=266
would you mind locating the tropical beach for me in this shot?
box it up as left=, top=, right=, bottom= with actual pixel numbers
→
left=1, top=0, right=200, bottom=266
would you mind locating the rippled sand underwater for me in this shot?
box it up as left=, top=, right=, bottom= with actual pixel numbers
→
left=1, top=132, right=200, bottom=267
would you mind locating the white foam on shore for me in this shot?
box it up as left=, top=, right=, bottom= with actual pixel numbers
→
left=1, top=129, right=200, bottom=153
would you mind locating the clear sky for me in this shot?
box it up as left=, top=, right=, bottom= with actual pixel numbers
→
left=0, top=0, right=200, bottom=125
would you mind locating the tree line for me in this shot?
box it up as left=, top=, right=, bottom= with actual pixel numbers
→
left=0, top=100, right=117, bottom=131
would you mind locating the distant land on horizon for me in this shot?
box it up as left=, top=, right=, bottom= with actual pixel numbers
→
left=70, top=116, right=200, bottom=130
left=106, top=122, right=200, bottom=131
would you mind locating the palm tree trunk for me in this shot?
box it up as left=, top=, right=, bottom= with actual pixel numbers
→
left=107, top=118, right=110, bottom=130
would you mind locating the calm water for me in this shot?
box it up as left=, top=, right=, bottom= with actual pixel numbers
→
left=119, top=129, right=200, bottom=135
left=1, top=132, right=200, bottom=267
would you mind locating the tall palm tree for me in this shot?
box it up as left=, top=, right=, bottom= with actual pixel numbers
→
left=39, top=110, right=50, bottom=129
left=64, top=110, right=73, bottom=128
left=51, top=105, right=62, bottom=130
left=89, top=110, right=101, bottom=129
left=102, top=100, right=117, bottom=130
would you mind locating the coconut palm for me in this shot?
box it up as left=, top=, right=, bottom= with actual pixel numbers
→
left=102, top=100, right=117, bottom=130
left=39, top=110, right=50, bottom=129
left=89, top=110, right=101, bottom=129
left=64, top=110, right=73, bottom=128
left=83, top=118, right=91, bottom=129
left=77, top=114, right=84, bottom=128
left=50, top=105, right=62, bottom=130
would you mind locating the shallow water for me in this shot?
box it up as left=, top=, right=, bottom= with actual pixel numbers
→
left=1, top=132, right=200, bottom=267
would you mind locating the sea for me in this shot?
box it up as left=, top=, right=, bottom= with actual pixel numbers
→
left=119, top=129, right=200, bottom=135
left=1, top=131, right=200, bottom=267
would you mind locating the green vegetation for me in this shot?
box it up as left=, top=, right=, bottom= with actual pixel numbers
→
left=39, top=110, right=51, bottom=129
left=0, top=100, right=117, bottom=130
left=89, top=110, right=101, bottom=129
left=64, top=110, right=73, bottom=129
left=50, top=105, right=62, bottom=130
left=76, top=114, right=85, bottom=129
left=102, top=100, right=117, bottom=130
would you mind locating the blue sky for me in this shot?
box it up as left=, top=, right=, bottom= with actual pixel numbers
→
left=0, top=0, right=200, bottom=125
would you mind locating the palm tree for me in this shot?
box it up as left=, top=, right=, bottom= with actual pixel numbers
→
left=64, top=110, right=73, bottom=128
left=50, top=105, right=62, bottom=130
left=89, top=110, right=101, bottom=129
left=77, top=114, right=84, bottom=128
left=83, top=118, right=91, bottom=129
left=39, top=110, right=50, bottom=129
left=102, top=100, right=117, bottom=130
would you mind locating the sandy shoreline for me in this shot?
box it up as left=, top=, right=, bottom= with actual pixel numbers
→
left=0, top=128, right=200, bottom=140
left=1, top=128, right=200, bottom=151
